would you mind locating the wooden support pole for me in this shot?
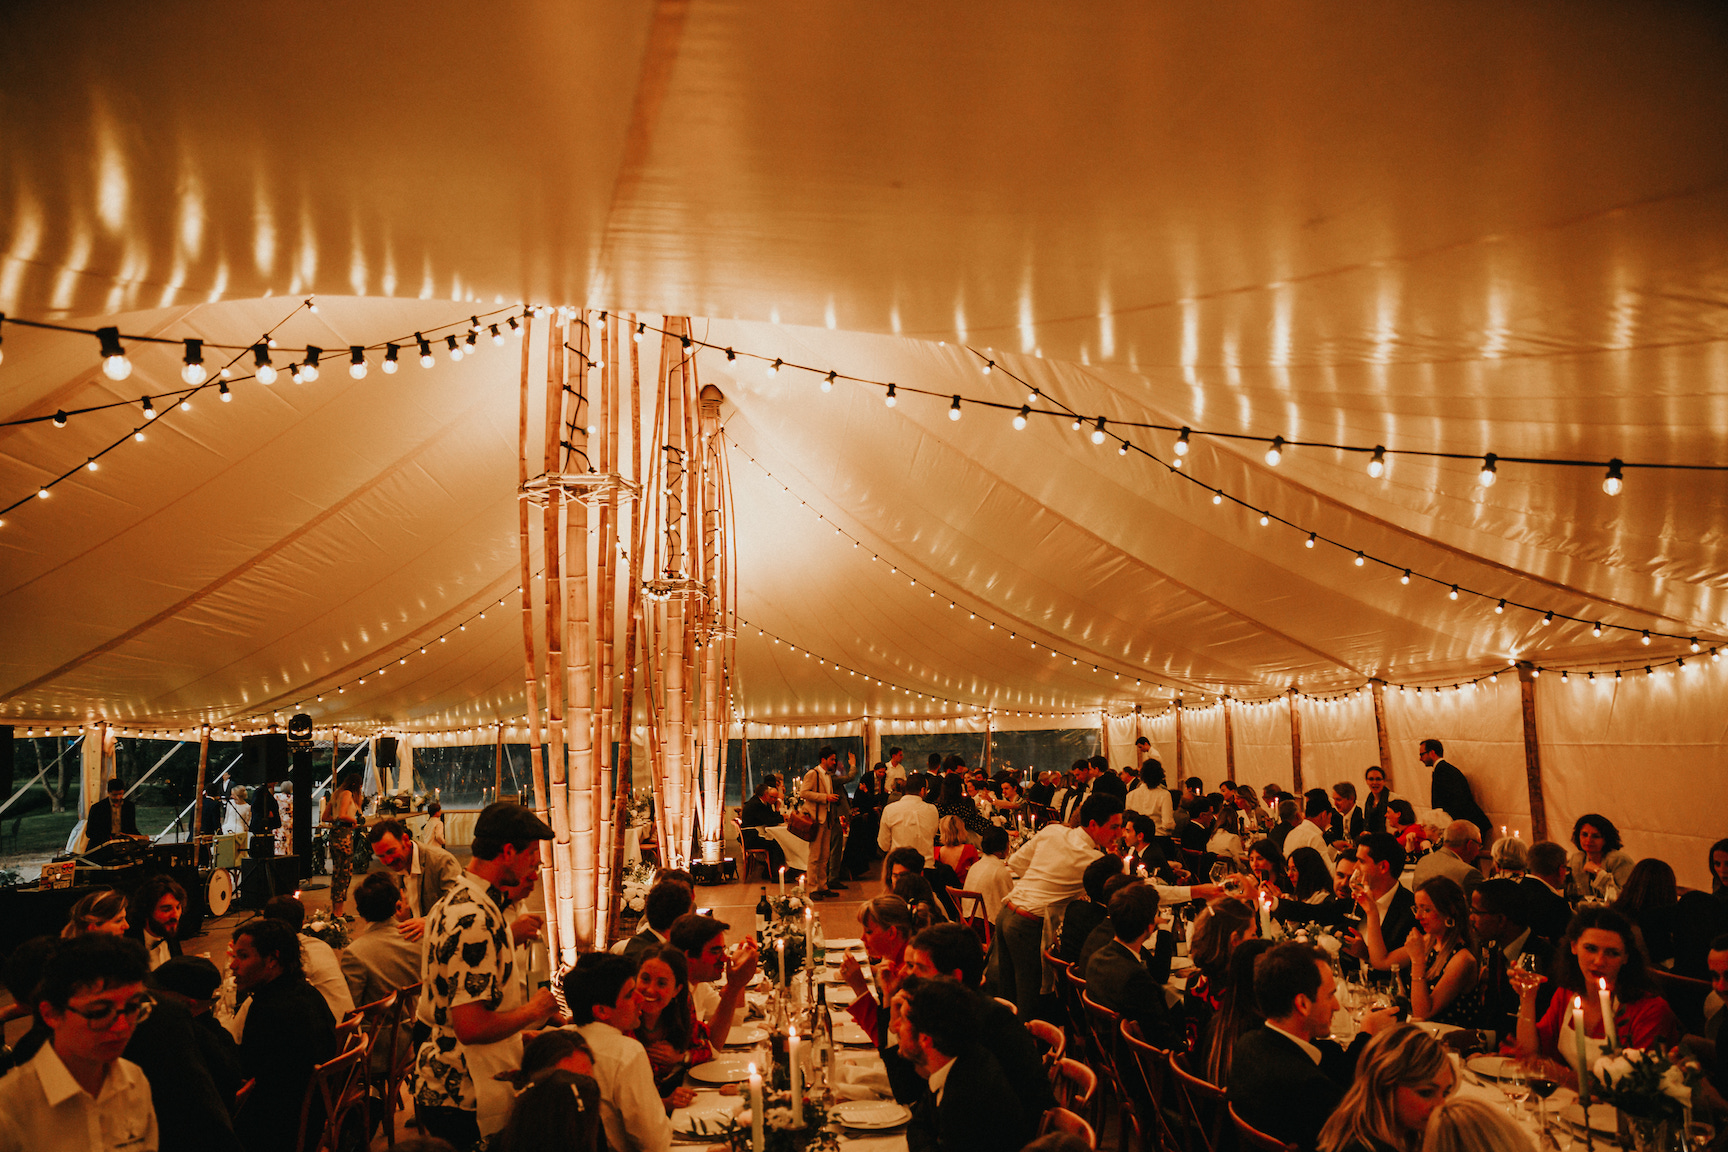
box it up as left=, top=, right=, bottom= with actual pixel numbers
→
left=1516, top=663, right=1548, bottom=841
left=493, top=725, right=504, bottom=803
left=1222, top=699, right=1236, bottom=785
left=191, top=724, right=211, bottom=839
left=593, top=311, right=617, bottom=944
left=1370, top=680, right=1395, bottom=780
left=1174, top=698, right=1185, bottom=778
left=541, top=317, right=571, bottom=961
left=1287, top=688, right=1304, bottom=795
left=606, top=317, right=647, bottom=941
left=566, top=311, right=596, bottom=952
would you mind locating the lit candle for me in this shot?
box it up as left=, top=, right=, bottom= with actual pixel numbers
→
left=805, top=907, right=814, bottom=972
left=748, top=1061, right=765, bottom=1152
left=1259, top=894, right=1273, bottom=938
left=1598, top=977, right=1618, bottom=1052
left=788, top=1025, right=804, bottom=1125
left=777, top=938, right=786, bottom=986
left=1573, top=996, right=1590, bottom=1104
left=779, top=865, right=787, bottom=898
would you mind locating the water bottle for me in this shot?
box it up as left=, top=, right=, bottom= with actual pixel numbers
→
left=811, top=911, right=826, bottom=969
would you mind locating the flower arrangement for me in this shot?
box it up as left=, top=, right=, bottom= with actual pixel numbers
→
left=761, top=921, right=809, bottom=982
left=302, top=908, right=350, bottom=949
left=685, top=1089, right=839, bottom=1152
left=1288, top=926, right=1344, bottom=958
left=1590, top=1046, right=1700, bottom=1124
left=618, top=861, right=656, bottom=917
left=769, top=893, right=806, bottom=919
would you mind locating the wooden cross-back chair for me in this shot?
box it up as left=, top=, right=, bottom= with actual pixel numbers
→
left=945, top=887, right=992, bottom=950
left=1231, top=1103, right=1299, bottom=1152
left=1166, top=1050, right=1230, bottom=1152
left=1039, top=1106, right=1099, bottom=1150
left=377, top=983, right=422, bottom=1146
left=731, top=812, right=772, bottom=882
left=1026, top=1017, right=1066, bottom=1067
left=294, top=1035, right=369, bottom=1152
left=1052, top=1057, right=1099, bottom=1112
left=1119, top=1019, right=1181, bottom=1152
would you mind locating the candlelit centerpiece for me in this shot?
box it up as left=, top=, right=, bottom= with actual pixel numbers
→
left=762, top=918, right=809, bottom=984
left=1589, top=1047, right=1701, bottom=1152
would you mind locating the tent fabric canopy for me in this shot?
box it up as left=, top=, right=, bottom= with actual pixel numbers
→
left=2, top=4, right=1726, bottom=881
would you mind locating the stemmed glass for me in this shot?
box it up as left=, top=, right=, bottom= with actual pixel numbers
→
left=1497, top=1059, right=1530, bottom=1118
left=1521, top=1057, right=1562, bottom=1151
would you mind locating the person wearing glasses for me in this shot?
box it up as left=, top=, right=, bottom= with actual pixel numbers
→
left=0, top=933, right=158, bottom=1152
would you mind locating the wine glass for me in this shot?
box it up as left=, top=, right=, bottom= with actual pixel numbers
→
left=1523, top=1058, right=1561, bottom=1149
left=1210, top=860, right=1230, bottom=885
left=1498, top=1060, right=1530, bottom=1118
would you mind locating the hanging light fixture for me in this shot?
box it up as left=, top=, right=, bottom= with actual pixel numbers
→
left=1478, top=453, right=1498, bottom=487
left=383, top=344, right=400, bottom=373
left=1264, top=436, right=1284, bottom=466
left=1367, top=445, right=1387, bottom=478
left=884, top=384, right=897, bottom=407
left=97, top=327, right=131, bottom=380
left=949, top=395, right=962, bottom=420
left=416, top=334, right=434, bottom=367
left=1091, top=416, right=1107, bottom=445
left=181, top=339, right=206, bottom=384
left=252, top=344, right=277, bottom=384
left=1602, top=459, right=1624, bottom=495
left=1013, top=406, right=1029, bottom=430
left=300, top=346, right=322, bottom=381
left=348, top=347, right=368, bottom=379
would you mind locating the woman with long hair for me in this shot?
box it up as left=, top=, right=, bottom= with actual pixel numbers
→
left=61, top=888, right=129, bottom=937
left=1286, top=846, right=1335, bottom=904
left=631, top=943, right=710, bottom=1107
left=932, top=815, right=981, bottom=882
left=1201, top=937, right=1272, bottom=1085
left=223, top=785, right=251, bottom=836
left=494, top=1029, right=605, bottom=1152
left=838, top=894, right=928, bottom=1045
left=1207, top=805, right=1247, bottom=864
left=1612, top=858, right=1679, bottom=968
left=935, top=772, right=992, bottom=839
left=1419, top=1097, right=1533, bottom=1152
left=1247, top=840, right=1289, bottom=898
left=322, top=770, right=363, bottom=918
left=1386, top=799, right=1424, bottom=856
left=1183, top=896, right=1257, bottom=1043
left=892, top=871, right=950, bottom=925
left=1356, top=876, right=1482, bottom=1026
left=1317, top=1023, right=1456, bottom=1152
left=1125, top=758, right=1174, bottom=835
left=1511, top=904, right=1680, bottom=1089
left=1568, top=813, right=1635, bottom=899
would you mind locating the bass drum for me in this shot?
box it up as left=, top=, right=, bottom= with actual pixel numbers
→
left=204, top=867, right=235, bottom=918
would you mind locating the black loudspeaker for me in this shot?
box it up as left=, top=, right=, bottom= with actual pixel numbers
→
left=375, top=736, right=398, bottom=769
left=236, top=733, right=289, bottom=785
left=239, top=855, right=300, bottom=909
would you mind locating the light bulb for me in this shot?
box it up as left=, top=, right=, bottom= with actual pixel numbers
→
left=416, top=334, right=434, bottom=368
left=1690, top=637, right=1701, bottom=652
left=884, top=384, right=897, bottom=407
left=1367, top=445, right=1386, bottom=478
left=1603, top=459, right=1624, bottom=496
left=301, top=346, right=321, bottom=381
left=219, top=381, right=231, bottom=402
left=1013, top=406, right=1029, bottom=430
left=252, top=344, right=277, bottom=384
left=948, top=395, right=962, bottom=421
left=445, top=335, right=463, bottom=361
left=37, top=486, right=49, bottom=499
left=1305, top=533, right=1316, bottom=548
left=98, top=327, right=131, bottom=380
left=86, top=458, right=98, bottom=471
left=1212, top=492, right=1223, bottom=505
left=139, top=395, right=157, bottom=418
left=1448, top=585, right=1459, bottom=601
left=349, top=346, right=368, bottom=379
left=288, top=362, right=303, bottom=384
left=1175, top=427, right=1190, bottom=456
left=182, top=339, right=207, bottom=384
left=133, top=429, right=145, bottom=442
left=1027, top=388, right=1039, bottom=405
left=1478, top=453, right=1498, bottom=487
left=1354, top=552, right=1365, bottom=566
left=766, top=358, right=782, bottom=376
left=1264, top=436, right=1284, bottom=466
left=1495, top=600, right=1505, bottom=614
left=983, top=360, right=994, bottom=375
left=821, top=371, right=835, bottom=392
left=508, top=316, right=522, bottom=335
left=1259, top=513, right=1270, bottom=526
left=179, top=396, right=192, bottom=411
left=1400, top=569, right=1411, bottom=585
left=1592, top=622, right=1602, bottom=637
left=383, top=344, right=400, bottom=373
left=1090, top=417, right=1107, bottom=445
left=489, top=324, right=504, bottom=345
left=1542, top=611, right=1554, bottom=626
left=634, top=323, right=646, bottom=344
left=1640, top=630, right=1651, bottom=645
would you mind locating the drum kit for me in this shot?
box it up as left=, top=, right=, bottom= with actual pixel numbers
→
left=195, top=832, right=248, bottom=916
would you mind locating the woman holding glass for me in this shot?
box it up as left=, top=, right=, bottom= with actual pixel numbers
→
left=1355, top=876, right=1484, bottom=1026
left=630, top=943, right=709, bottom=1110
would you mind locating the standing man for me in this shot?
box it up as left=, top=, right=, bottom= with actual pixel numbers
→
left=801, top=747, right=848, bottom=899
left=83, top=777, right=139, bottom=849
left=883, top=746, right=907, bottom=790
left=1361, top=765, right=1396, bottom=836
left=366, top=815, right=464, bottom=941
left=125, top=875, right=185, bottom=970
left=1418, top=739, right=1491, bottom=845
left=414, top=802, right=561, bottom=1147
left=0, top=935, right=157, bottom=1152
left=993, top=793, right=1124, bottom=1015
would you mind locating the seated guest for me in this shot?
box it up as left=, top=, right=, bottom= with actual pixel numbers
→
left=1282, top=846, right=1344, bottom=920
left=932, top=816, right=981, bottom=883
left=1676, top=845, right=1728, bottom=979
left=895, top=976, right=1036, bottom=1152
left=0, top=934, right=157, bottom=1152
left=127, top=954, right=244, bottom=1152
left=935, top=774, right=993, bottom=840
left=668, top=913, right=756, bottom=1043
left=901, top=923, right=1054, bottom=1117
left=620, top=878, right=695, bottom=957
left=1412, top=821, right=1484, bottom=896
left=1125, top=758, right=1175, bottom=835
left=1468, top=878, right=1554, bottom=1041
left=740, top=775, right=787, bottom=873
left=563, top=953, right=672, bottom=1152
left=838, top=895, right=924, bottom=1044
left=894, top=870, right=951, bottom=925
left=1612, top=858, right=1680, bottom=969
left=1207, top=805, right=1249, bottom=864
left=629, top=943, right=708, bottom=1108
left=1419, top=1095, right=1532, bottom=1152
left=1284, top=793, right=1337, bottom=863
left=1521, top=840, right=1575, bottom=944
left=1249, top=838, right=1290, bottom=900
left=1229, top=941, right=1397, bottom=1152
left=1692, top=935, right=1728, bottom=1120
left=0, top=938, right=56, bottom=1068
left=1184, top=896, right=1257, bottom=1040
left=1270, top=798, right=1302, bottom=853
left=1357, top=876, right=1483, bottom=1027
left=1345, top=833, right=1417, bottom=971
left=1180, top=794, right=1218, bottom=855
left=493, top=1029, right=604, bottom=1152
left=1386, top=799, right=1425, bottom=856
left=1486, top=835, right=1528, bottom=881
left=60, top=887, right=129, bottom=938
left=1083, top=882, right=1183, bottom=1049
left=962, top=826, right=1014, bottom=922
left=1123, top=812, right=1184, bottom=884
left=1201, top=937, right=1272, bottom=1085
left=1059, top=854, right=1125, bottom=963
left=1511, top=905, right=1681, bottom=1090
left=885, top=846, right=928, bottom=892
left=230, top=918, right=338, bottom=1152
left=125, top=874, right=186, bottom=970
left=262, top=894, right=356, bottom=1020
left=1569, top=812, right=1635, bottom=899
left=1315, top=1023, right=1456, bottom=1152
left=342, top=871, right=422, bottom=1006
left=1331, top=782, right=1367, bottom=853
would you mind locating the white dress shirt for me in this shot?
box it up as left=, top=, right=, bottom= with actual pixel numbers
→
left=877, top=795, right=939, bottom=857
left=926, top=1054, right=955, bottom=1105
left=140, top=929, right=172, bottom=972
left=1003, top=825, right=1104, bottom=917
left=300, top=934, right=357, bottom=1020
left=573, top=1020, right=672, bottom=1152
left=0, top=1042, right=157, bottom=1152
left=1125, top=784, right=1174, bottom=835
left=963, top=854, right=1014, bottom=920
left=1283, top=819, right=1334, bottom=864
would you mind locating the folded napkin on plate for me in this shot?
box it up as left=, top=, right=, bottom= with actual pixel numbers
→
left=831, top=1059, right=892, bottom=1100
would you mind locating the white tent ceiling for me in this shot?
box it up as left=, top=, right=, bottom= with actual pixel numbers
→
left=2, top=1, right=1727, bottom=735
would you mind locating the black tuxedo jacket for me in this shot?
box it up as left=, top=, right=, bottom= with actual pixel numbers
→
left=85, top=797, right=139, bottom=846
left=1519, top=877, right=1573, bottom=945
left=1380, top=884, right=1418, bottom=954
left=125, top=997, right=244, bottom=1152
left=125, top=920, right=184, bottom=959
left=236, top=975, right=337, bottom=1152
left=1429, top=760, right=1490, bottom=838
left=1084, top=938, right=1184, bottom=1050
left=906, top=1044, right=1035, bottom=1152
left=1227, top=1026, right=1365, bottom=1152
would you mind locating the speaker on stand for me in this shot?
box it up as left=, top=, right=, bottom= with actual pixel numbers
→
left=238, top=855, right=301, bottom=910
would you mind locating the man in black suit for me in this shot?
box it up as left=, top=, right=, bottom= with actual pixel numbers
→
left=1058, top=853, right=1124, bottom=963
left=1345, top=832, right=1416, bottom=970
left=1521, top=840, right=1576, bottom=945
left=84, top=776, right=139, bottom=847
left=1084, top=880, right=1184, bottom=1050
left=900, top=923, right=1054, bottom=1119
left=622, top=876, right=695, bottom=957
left=1419, top=738, right=1491, bottom=845
left=1470, top=878, right=1555, bottom=1042
left=124, top=874, right=186, bottom=970
left=1330, top=781, right=1368, bottom=854
left=1228, top=942, right=1397, bottom=1152
left=127, top=956, right=244, bottom=1152
left=896, top=976, right=1036, bottom=1152
left=229, top=918, right=338, bottom=1152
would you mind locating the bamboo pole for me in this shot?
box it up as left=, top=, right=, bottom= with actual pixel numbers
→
left=516, top=313, right=555, bottom=962
left=594, top=312, right=618, bottom=945
left=565, top=312, right=597, bottom=951
left=493, top=724, right=504, bottom=804
left=542, top=317, right=573, bottom=960
left=191, top=724, right=210, bottom=839
left=698, top=383, right=723, bottom=862
left=660, top=323, right=688, bottom=868
left=607, top=316, right=648, bottom=938
left=1516, top=663, right=1548, bottom=841
left=1287, top=688, right=1304, bottom=795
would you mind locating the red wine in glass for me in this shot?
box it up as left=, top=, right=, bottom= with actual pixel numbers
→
left=1528, top=1079, right=1558, bottom=1100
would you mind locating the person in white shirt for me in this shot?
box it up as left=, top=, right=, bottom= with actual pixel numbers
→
left=993, top=792, right=1125, bottom=1015
left=0, top=933, right=158, bottom=1152
left=221, top=786, right=250, bottom=838
left=1125, top=758, right=1175, bottom=835
left=878, top=772, right=940, bottom=859
left=1283, top=794, right=1337, bottom=865
left=883, top=747, right=908, bottom=790
left=964, top=826, right=1015, bottom=922
left=422, top=801, right=447, bottom=848
left=261, top=896, right=356, bottom=1020
left=565, top=953, right=672, bottom=1152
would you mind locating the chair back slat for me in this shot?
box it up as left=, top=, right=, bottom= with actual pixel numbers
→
left=377, top=983, right=422, bottom=1147
left=1119, top=1019, right=1180, bottom=1151
left=1231, top=1102, right=1299, bottom=1152
left=295, top=1036, right=368, bottom=1152
left=945, top=887, right=992, bottom=950
left=1039, top=1106, right=1098, bottom=1150
left=1167, top=1050, right=1228, bottom=1152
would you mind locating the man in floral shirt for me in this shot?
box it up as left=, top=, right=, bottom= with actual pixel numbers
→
left=414, top=802, right=559, bottom=1147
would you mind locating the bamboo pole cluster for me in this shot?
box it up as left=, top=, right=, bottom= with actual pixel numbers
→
left=516, top=311, right=735, bottom=963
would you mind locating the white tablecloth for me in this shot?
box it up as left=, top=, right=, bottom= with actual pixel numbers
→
left=758, top=825, right=812, bottom=872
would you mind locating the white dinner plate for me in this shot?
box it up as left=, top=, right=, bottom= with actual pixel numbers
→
left=831, top=1100, right=912, bottom=1130
left=726, top=1024, right=769, bottom=1047
left=1464, top=1055, right=1518, bottom=1081
left=827, top=986, right=858, bottom=1005
left=1412, top=1020, right=1461, bottom=1037
left=832, top=1018, right=873, bottom=1046
left=688, top=1054, right=756, bottom=1084
left=672, top=1103, right=743, bottom=1142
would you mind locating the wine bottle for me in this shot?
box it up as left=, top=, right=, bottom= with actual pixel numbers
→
left=810, top=910, right=826, bottom=968
left=756, top=887, right=772, bottom=945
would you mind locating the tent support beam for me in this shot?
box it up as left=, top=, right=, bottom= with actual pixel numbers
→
left=1174, top=698, right=1185, bottom=778
left=1370, top=680, right=1394, bottom=778
left=1222, top=698, right=1236, bottom=783
left=1287, top=688, right=1304, bottom=795
left=1516, top=663, right=1548, bottom=841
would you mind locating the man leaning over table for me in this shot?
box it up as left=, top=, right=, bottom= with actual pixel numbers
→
left=367, top=815, right=464, bottom=942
